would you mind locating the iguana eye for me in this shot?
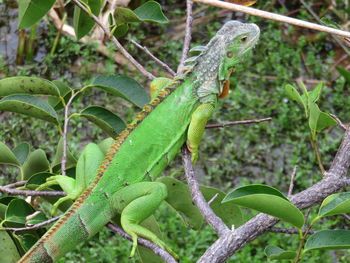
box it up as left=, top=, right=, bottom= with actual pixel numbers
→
left=240, top=36, right=248, bottom=43
left=226, top=51, right=233, bottom=58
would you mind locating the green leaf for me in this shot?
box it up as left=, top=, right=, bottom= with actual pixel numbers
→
left=112, top=24, right=129, bottom=38
left=23, top=149, right=50, bottom=180
left=316, top=112, right=337, bottom=132
left=12, top=142, right=30, bottom=165
left=5, top=199, right=35, bottom=224
left=157, top=177, right=243, bottom=229
left=73, top=0, right=103, bottom=40
left=75, top=143, right=105, bottom=189
left=308, top=101, right=320, bottom=139
left=51, top=138, right=77, bottom=171
left=0, top=230, right=21, bottom=263
left=201, top=186, right=243, bottom=227
left=98, top=138, right=114, bottom=155
left=138, top=216, right=164, bottom=263
left=0, top=77, right=60, bottom=97
left=114, top=1, right=168, bottom=25
left=318, top=192, right=350, bottom=218
left=264, top=245, right=297, bottom=260
left=0, top=142, right=20, bottom=167
left=133, top=1, right=168, bottom=23
left=48, top=80, right=74, bottom=110
left=309, top=82, right=323, bottom=102
left=305, top=230, right=350, bottom=251
left=80, top=106, right=126, bottom=137
left=27, top=212, right=48, bottom=225
left=223, top=184, right=304, bottom=229
left=91, top=75, right=149, bottom=108
left=337, top=66, right=350, bottom=83
left=18, top=0, right=56, bottom=29
left=0, top=95, right=58, bottom=123
left=285, top=84, right=304, bottom=106
left=25, top=172, right=56, bottom=189
left=16, top=234, right=37, bottom=252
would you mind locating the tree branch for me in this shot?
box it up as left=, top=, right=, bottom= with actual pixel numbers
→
left=129, top=40, right=176, bottom=77
left=0, top=185, right=65, bottom=196
left=193, top=0, right=350, bottom=38
left=70, top=0, right=155, bottom=80
left=182, top=146, right=230, bottom=236
left=107, top=223, right=178, bottom=263
left=205, top=117, right=272, bottom=129
left=1, top=216, right=61, bottom=232
left=177, top=0, right=194, bottom=73
left=198, top=126, right=350, bottom=263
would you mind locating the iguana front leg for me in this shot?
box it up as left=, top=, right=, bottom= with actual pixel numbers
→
left=112, top=182, right=178, bottom=259
left=187, top=103, right=216, bottom=163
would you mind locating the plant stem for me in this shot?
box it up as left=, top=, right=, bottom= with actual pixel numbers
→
left=310, top=136, right=325, bottom=174
left=26, top=23, right=37, bottom=61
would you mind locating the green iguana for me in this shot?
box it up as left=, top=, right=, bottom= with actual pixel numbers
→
left=18, top=21, right=260, bottom=262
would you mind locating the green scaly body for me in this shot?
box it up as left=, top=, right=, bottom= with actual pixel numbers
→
left=19, top=21, right=260, bottom=262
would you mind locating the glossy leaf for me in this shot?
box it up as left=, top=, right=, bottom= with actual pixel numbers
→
left=309, top=82, right=322, bottom=102
left=112, top=24, right=129, bottom=38
left=22, top=149, right=50, bottom=179
left=51, top=138, right=77, bottom=171
left=5, top=199, right=35, bottom=224
left=73, top=0, right=103, bottom=40
left=114, top=1, right=168, bottom=25
left=337, top=66, right=350, bottom=83
left=305, top=230, right=350, bottom=251
left=98, top=138, right=114, bottom=155
left=264, top=245, right=297, bottom=260
left=0, top=95, right=58, bottom=123
left=75, top=143, right=105, bottom=189
left=91, top=75, right=149, bottom=108
left=80, top=106, right=126, bottom=137
left=285, top=84, right=304, bottom=106
left=25, top=172, right=56, bottom=189
left=0, top=230, right=21, bottom=262
left=12, top=142, right=30, bottom=165
left=138, top=216, right=164, bottom=263
left=0, top=77, right=59, bottom=97
left=223, top=184, right=304, bottom=229
left=0, top=142, right=20, bottom=167
left=316, top=112, right=337, bottom=132
left=318, top=192, right=350, bottom=218
left=157, top=177, right=243, bottom=229
left=16, top=234, right=37, bottom=252
left=18, top=0, right=56, bottom=29
left=133, top=1, right=168, bottom=23
left=48, top=80, right=73, bottom=110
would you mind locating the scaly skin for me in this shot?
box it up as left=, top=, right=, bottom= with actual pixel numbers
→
left=19, top=21, right=260, bottom=262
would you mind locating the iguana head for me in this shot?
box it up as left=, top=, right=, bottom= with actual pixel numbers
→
left=186, top=21, right=260, bottom=98
left=216, top=21, right=260, bottom=82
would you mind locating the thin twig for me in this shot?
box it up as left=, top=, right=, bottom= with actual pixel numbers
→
left=61, top=91, right=80, bottom=176
left=205, top=117, right=272, bottom=129
left=70, top=0, right=155, bottom=80
left=300, top=0, right=350, bottom=57
left=129, top=40, right=176, bottom=76
left=0, top=185, right=65, bottom=196
left=107, top=223, right=178, bottom=263
left=1, top=216, right=61, bottom=232
left=177, top=0, right=194, bottom=73
left=342, top=213, right=350, bottom=221
left=269, top=227, right=315, bottom=235
left=330, top=113, right=348, bottom=130
left=207, top=193, right=219, bottom=205
left=193, top=0, right=350, bottom=38
left=288, top=165, right=298, bottom=197
left=181, top=146, right=230, bottom=236
left=3, top=181, right=27, bottom=188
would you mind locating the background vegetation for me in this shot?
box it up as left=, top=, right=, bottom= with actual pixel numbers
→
left=0, top=0, right=349, bottom=262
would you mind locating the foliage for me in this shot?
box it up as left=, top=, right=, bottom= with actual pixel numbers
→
left=1, top=0, right=350, bottom=262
